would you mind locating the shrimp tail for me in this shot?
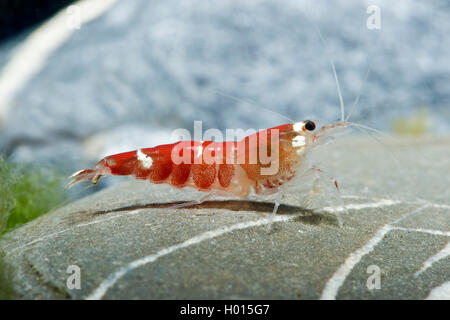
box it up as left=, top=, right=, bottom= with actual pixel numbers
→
left=66, top=156, right=115, bottom=189
left=66, top=149, right=151, bottom=189
left=66, top=169, right=103, bottom=189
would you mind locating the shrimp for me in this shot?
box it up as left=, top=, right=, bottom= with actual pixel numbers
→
left=68, top=118, right=353, bottom=226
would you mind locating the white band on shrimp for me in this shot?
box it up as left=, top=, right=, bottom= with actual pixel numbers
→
left=292, top=135, right=306, bottom=147
left=137, top=149, right=153, bottom=168
left=293, top=122, right=305, bottom=132
left=292, top=135, right=306, bottom=155
left=196, top=142, right=204, bottom=158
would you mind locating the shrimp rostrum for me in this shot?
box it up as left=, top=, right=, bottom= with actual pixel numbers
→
left=69, top=116, right=357, bottom=226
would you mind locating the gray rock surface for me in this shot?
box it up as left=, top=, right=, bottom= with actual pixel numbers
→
left=0, top=136, right=449, bottom=299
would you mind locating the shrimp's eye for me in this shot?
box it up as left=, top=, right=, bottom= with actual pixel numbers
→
left=304, top=120, right=316, bottom=131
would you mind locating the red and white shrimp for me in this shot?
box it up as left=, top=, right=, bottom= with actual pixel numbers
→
left=68, top=118, right=353, bottom=226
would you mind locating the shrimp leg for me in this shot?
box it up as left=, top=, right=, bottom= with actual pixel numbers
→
left=266, top=200, right=280, bottom=234
left=267, top=166, right=345, bottom=233
left=303, top=166, right=345, bottom=227
left=169, top=192, right=215, bottom=209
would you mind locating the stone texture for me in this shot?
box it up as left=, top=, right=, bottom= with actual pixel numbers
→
left=0, top=136, right=449, bottom=299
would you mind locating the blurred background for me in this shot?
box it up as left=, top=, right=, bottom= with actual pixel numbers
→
left=0, top=0, right=449, bottom=230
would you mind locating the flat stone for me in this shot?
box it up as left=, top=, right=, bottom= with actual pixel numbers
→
left=0, top=136, right=449, bottom=299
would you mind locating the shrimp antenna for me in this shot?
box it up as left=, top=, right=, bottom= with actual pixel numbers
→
left=347, top=121, right=432, bottom=165
left=314, top=26, right=345, bottom=122
left=215, top=90, right=295, bottom=123
left=345, top=66, right=371, bottom=122
left=350, top=123, right=400, bottom=166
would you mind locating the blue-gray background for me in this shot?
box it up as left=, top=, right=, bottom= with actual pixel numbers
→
left=0, top=0, right=449, bottom=175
